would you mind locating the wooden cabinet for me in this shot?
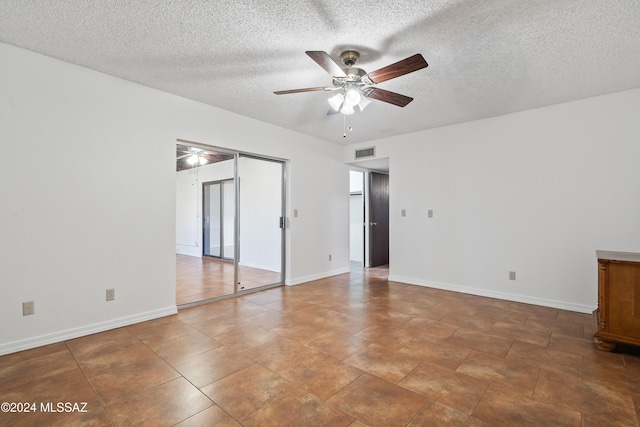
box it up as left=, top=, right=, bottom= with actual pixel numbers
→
left=593, top=250, right=640, bottom=351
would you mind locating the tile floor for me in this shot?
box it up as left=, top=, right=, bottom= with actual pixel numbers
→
left=2, top=266, right=640, bottom=426
left=176, top=254, right=281, bottom=305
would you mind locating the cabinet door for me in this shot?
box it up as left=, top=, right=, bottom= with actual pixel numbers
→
left=607, top=263, right=640, bottom=338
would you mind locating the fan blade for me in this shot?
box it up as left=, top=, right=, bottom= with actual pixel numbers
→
left=306, top=51, right=347, bottom=77
left=327, top=108, right=340, bottom=116
left=365, top=87, right=414, bottom=107
left=364, top=54, right=428, bottom=84
left=274, top=87, right=327, bottom=95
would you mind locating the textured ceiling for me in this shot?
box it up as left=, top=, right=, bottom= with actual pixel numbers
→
left=1, top=1, right=640, bottom=145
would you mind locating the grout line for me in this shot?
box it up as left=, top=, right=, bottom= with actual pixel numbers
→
left=470, top=382, right=492, bottom=418
left=404, top=398, right=431, bottom=427
left=63, top=341, right=116, bottom=426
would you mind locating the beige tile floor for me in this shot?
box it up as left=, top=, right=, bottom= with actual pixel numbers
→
left=176, top=254, right=281, bottom=305
left=1, top=266, right=640, bottom=426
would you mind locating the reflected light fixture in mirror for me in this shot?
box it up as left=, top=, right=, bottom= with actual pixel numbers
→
left=187, top=153, right=208, bottom=166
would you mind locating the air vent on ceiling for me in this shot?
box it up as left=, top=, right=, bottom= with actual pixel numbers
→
left=355, top=147, right=375, bottom=159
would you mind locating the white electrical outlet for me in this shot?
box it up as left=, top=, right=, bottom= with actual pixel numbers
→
left=22, top=301, right=35, bottom=316
left=509, top=271, right=516, bottom=280
left=428, top=209, right=433, bottom=218
left=329, top=254, right=332, bottom=261
left=106, top=288, right=115, bottom=301
left=401, top=209, right=406, bottom=217
left=294, top=209, right=298, bottom=217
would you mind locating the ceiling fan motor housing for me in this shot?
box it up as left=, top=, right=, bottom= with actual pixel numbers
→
left=333, top=66, right=366, bottom=87
left=340, top=50, right=360, bottom=67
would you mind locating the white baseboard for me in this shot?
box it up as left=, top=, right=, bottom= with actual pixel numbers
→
left=388, top=275, right=595, bottom=314
left=286, top=268, right=350, bottom=286
left=0, top=306, right=177, bottom=356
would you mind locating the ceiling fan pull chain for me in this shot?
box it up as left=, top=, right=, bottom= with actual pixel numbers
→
left=343, top=114, right=347, bottom=138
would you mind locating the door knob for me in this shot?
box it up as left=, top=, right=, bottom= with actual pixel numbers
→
left=370, top=222, right=377, bottom=226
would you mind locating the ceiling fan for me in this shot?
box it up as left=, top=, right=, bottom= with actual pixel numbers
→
left=274, top=50, right=428, bottom=115
left=177, top=145, right=208, bottom=166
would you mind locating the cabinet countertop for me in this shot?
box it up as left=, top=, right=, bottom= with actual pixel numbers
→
left=596, top=250, right=640, bottom=263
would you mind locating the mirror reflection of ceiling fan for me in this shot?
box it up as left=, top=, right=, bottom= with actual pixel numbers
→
left=274, top=50, right=428, bottom=115
left=177, top=146, right=208, bottom=166
left=176, top=144, right=234, bottom=172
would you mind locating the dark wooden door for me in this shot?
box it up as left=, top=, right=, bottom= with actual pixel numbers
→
left=369, top=172, right=389, bottom=267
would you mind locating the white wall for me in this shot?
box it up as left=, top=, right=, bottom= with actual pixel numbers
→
left=176, top=159, right=234, bottom=257
left=349, top=171, right=365, bottom=263
left=0, top=42, right=349, bottom=355
left=350, top=170, right=364, bottom=193
left=350, top=195, right=364, bottom=263
left=348, top=88, right=640, bottom=313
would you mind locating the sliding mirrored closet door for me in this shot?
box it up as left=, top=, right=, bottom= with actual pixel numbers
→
left=176, top=142, right=286, bottom=306
left=236, top=155, right=285, bottom=292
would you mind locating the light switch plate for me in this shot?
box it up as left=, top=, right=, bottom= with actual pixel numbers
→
left=22, top=301, right=35, bottom=316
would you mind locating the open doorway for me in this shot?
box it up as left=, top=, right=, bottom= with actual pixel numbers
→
left=349, top=169, right=389, bottom=269
left=175, top=142, right=285, bottom=307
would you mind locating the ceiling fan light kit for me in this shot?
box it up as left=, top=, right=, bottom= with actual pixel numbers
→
left=187, top=154, right=207, bottom=166
left=181, top=147, right=208, bottom=166
left=274, top=50, right=428, bottom=117
left=328, top=87, right=370, bottom=115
